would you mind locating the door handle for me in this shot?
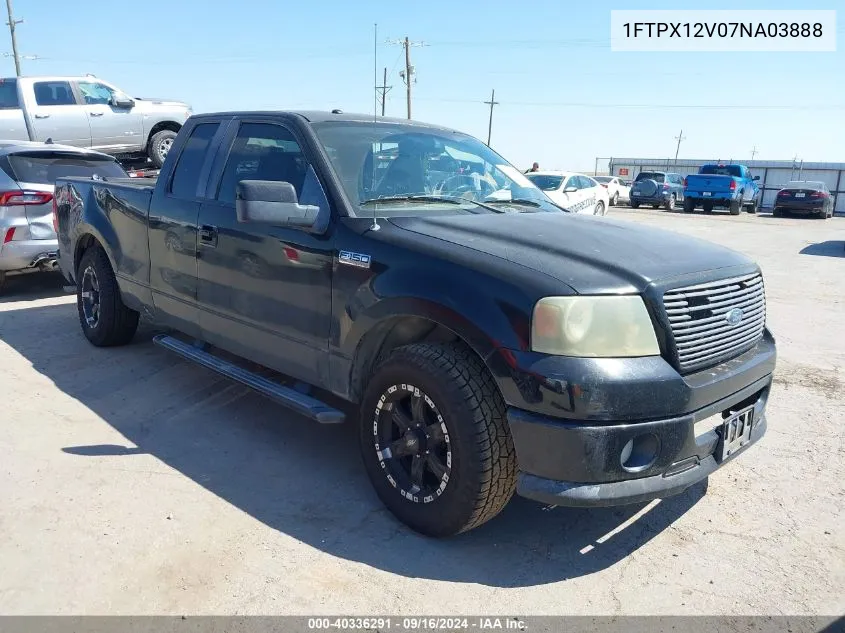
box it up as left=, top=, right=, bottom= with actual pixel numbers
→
left=89, top=112, right=104, bottom=117
left=198, top=224, right=218, bottom=247
left=34, top=113, right=50, bottom=119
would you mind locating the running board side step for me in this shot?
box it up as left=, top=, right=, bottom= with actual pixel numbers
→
left=153, top=334, right=345, bottom=424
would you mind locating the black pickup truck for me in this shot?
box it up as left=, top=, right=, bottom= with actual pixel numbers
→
left=54, top=111, right=776, bottom=537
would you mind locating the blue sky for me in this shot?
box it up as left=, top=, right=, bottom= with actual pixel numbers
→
left=8, top=0, right=843, bottom=171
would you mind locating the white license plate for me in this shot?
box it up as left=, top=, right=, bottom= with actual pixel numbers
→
left=719, top=406, right=754, bottom=460
left=703, top=191, right=712, bottom=196
left=795, top=192, right=805, bottom=198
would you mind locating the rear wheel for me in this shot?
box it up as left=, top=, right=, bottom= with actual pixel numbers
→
left=359, top=342, right=517, bottom=537
left=772, top=207, right=781, bottom=217
left=729, top=195, right=742, bottom=215
left=664, top=193, right=676, bottom=211
left=610, top=192, right=619, bottom=206
left=683, top=198, right=696, bottom=213
left=631, top=201, right=640, bottom=209
left=77, top=247, right=139, bottom=347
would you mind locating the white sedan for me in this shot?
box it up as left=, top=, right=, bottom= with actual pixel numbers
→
left=524, top=171, right=610, bottom=215
left=594, top=176, right=631, bottom=206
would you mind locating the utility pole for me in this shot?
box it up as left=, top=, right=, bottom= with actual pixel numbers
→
left=5, top=0, right=21, bottom=77
left=673, top=129, right=686, bottom=166
left=483, top=89, right=498, bottom=146
left=388, top=37, right=426, bottom=120
left=375, top=66, right=392, bottom=116
left=750, top=146, right=758, bottom=160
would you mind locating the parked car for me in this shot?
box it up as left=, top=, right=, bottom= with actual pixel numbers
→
left=629, top=171, right=685, bottom=210
left=683, top=164, right=761, bottom=215
left=594, top=176, right=630, bottom=206
left=0, top=75, right=192, bottom=168
left=524, top=170, right=610, bottom=215
left=0, top=140, right=127, bottom=291
left=772, top=181, right=835, bottom=219
left=55, top=111, right=775, bottom=537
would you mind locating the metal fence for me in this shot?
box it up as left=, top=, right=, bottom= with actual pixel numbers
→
left=597, top=157, right=845, bottom=215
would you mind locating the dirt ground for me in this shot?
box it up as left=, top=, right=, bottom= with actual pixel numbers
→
left=0, top=208, right=842, bottom=616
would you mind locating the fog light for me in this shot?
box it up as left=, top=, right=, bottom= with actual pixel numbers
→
left=620, top=433, right=660, bottom=473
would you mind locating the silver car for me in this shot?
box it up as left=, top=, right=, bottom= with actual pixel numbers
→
left=0, top=140, right=127, bottom=291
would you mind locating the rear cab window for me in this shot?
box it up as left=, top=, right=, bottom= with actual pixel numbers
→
left=0, top=151, right=128, bottom=184
left=33, top=81, right=77, bottom=106
left=169, top=122, right=220, bottom=199
left=0, top=78, right=19, bottom=109
left=700, top=165, right=742, bottom=178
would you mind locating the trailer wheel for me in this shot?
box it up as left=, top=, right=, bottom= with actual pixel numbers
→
left=359, top=342, right=517, bottom=537
left=148, top=130, right=178, bottom=169
left=77, top=247, right=139, bottom=347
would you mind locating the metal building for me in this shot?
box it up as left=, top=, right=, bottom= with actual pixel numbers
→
left=606, top=158, right=845, bottom=215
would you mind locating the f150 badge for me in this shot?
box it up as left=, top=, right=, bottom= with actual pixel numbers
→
left=339, top=250, right=371, bottom=269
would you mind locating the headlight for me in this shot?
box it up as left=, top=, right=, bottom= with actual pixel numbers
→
left=531, top=296, right=660, bottom=357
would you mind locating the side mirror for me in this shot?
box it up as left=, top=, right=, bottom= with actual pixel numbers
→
left=563, top=186, right=578, bottom=193
left=753, top=175, right=760, bottom=181
left=236, top=180, right=320, bottom=230
left=111, top=96, right=135, bottom=108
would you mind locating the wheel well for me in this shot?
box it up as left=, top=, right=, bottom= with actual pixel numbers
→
left=350, top=316, right=490, bottom=402
left=147, top=121, right=182, bottom=148
left=74, top=234, right=100, bottom=277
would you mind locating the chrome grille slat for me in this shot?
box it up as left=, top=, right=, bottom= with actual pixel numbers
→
left=663, top=272, right=766, bottom=372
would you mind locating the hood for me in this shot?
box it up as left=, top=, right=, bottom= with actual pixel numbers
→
left=387, top=212, right=755, bottom=294
left=134, top=97, right=190, bottom=108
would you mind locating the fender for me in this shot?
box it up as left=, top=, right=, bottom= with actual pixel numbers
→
left=338, top=266, right=537, bottom=400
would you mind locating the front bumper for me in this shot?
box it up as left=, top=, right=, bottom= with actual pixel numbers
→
left=487, top=331, right=776, bottom=507
left=0, top=238, right=59, bottom=274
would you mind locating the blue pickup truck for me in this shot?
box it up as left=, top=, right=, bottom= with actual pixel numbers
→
left=683, top=164, right=761, bottom=215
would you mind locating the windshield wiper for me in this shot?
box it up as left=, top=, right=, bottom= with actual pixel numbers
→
left=360, top=195, right=463, bottom=205
left=359, top=194, right=506, bottom=213
left=485, top=198, right=542, bottom=208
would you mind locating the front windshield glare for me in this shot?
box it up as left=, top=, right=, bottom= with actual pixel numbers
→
left=311, top=121, right=562, bottom=216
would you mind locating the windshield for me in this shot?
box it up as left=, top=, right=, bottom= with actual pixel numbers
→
left=635, top=172, right=665, bottom=183
left=700, top=165, right=742, bottom=177
left=524, top=174, right=563, bottom=191
left=4, top=152, right=127, bottom=184
left=311, top=121, right=563, bottom=216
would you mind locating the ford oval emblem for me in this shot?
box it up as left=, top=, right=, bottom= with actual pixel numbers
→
left=725, top=308, right=744, bottom=326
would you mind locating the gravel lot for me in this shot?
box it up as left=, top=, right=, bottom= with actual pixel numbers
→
left=0, top=209, right=842, bottom=617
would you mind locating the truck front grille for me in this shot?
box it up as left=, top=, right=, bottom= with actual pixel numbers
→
left=663, top=272, right=766, bottom=373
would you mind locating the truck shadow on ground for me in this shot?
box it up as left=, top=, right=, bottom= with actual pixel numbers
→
left=2, top=302, right=707, bottom=588
left=799, top=241, right=845, bottom=258
left=0, top=272, right=69, bottom=304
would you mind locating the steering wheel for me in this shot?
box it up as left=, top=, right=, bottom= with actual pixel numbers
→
left=436, top=174, right=497, bottom=199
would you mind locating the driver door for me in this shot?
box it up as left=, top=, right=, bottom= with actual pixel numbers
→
left=75, top=80, right=144, bottom=153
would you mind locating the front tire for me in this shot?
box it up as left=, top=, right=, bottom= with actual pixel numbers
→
left=147, top=129, right=178, bottom=169
left=77, top=247, right=139, bottom=347
left=594, top=201, right=606, bottom=216
left=359, top=342, right=517, bottom=537
left=610, top=193, right=618, bottom=206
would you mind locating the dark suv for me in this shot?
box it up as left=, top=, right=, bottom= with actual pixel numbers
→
left=630, top=171, right=685, bottom=211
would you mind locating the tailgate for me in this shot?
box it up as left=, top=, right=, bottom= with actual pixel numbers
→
left=686, top=174, right=734, bottom=193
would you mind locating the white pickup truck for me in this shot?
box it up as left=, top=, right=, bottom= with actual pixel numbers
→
left=0, top=75, right=192, bottom=168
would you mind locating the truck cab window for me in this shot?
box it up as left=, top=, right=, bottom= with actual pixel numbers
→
left=77, top=81, right=115, bottom=106
left=217, top=123, right=307, bottom=205
left=33, top=81, right=76, bottom=106
left=0, top=79, right=19, bottom=109
left=169, top=122, right=219, bottom=199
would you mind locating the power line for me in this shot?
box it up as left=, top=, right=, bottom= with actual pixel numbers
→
left=483, top=89, right=498, bottom=146
left=410, top=96, right=845, bottom=111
